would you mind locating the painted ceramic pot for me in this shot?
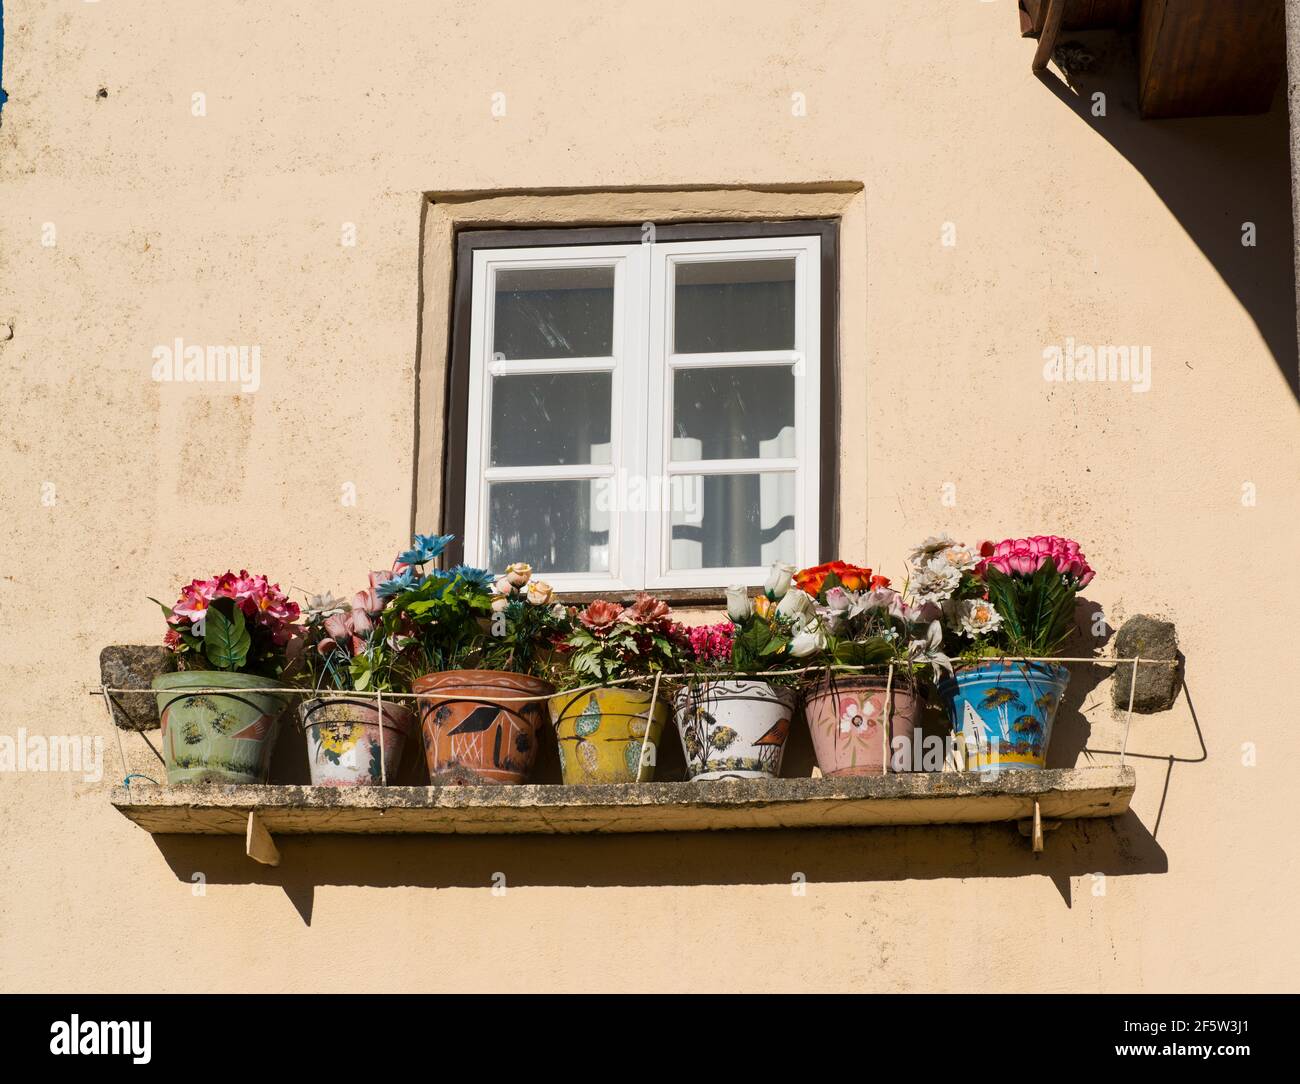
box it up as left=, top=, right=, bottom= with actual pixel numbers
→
left=299, top=697, right=416, bottom=786
left=673, top=680, right=797, bottom=781
left=152, top=671, right=291, bottom=785
left=548, top=686, right=670, bottom=784
left=803, top=674, right=923, bottom=776
left=937, top=660, right=1070, bottom=772
left=412, top=670, right=552, bottom=785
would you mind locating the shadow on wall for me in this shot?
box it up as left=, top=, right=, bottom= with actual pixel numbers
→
left=149, top=811, right=1166, bottom=928
left=1037, top=30, right=1299, bottom=400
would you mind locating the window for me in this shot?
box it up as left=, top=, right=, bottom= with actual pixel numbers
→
left=442, top=221, right=837, bottom=595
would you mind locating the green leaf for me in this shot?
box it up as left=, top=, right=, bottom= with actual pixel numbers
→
left=148, top=596, right=175, bottom=620
left=203, top=598, right=251, bottom=671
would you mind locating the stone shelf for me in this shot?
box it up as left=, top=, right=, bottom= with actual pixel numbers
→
left=111, top=767, right=1134, bottom=863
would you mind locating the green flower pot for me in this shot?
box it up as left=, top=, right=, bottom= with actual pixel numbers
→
left=153, top=671, right=291, bottom=785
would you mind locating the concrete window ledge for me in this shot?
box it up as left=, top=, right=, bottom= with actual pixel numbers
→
left=112, top=768, right=1134, bottom=860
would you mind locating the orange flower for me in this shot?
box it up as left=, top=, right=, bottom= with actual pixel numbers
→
left=794, top=560, right=878, bottom=598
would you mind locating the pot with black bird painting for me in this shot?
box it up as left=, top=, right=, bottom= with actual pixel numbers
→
left=367, top=538, right=572, bottom=785
left=412, top=670, right=553, bottom=785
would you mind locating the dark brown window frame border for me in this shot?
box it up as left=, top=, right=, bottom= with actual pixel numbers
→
left=441, top=218, right=840, bottom=604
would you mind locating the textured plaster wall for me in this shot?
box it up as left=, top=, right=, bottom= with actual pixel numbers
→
left=0, top=2, right=1296, bottom=992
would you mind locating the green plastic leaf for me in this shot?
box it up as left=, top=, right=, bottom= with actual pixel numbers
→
left=148, top=596, right=175, bottom=620
left=203, top=598, right=251, bottom=671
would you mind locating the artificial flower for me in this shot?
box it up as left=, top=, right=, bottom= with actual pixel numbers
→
left=620, top=592, right=672, bottom=629
left=911, top=557, right=962, bottom=604
left=725, top=584, right=752, bottom=622
left=397, top=533, right=454, bottom=567
left=776, top=588, right=815, bottom=621
left=505, top=562, right=533, bottom=587
left=578, top=599, right=623, bottom=635
left=526, top=580, right=554, bottom=606
left=449, top=565, right=495, bottom=589
left=376, top=568, right=417, bottom=598
left=789, top=625, right=827, bottom=658
left=763, top=561, right=795, bottom=600
left=951, top=598, right=1003, bottom=639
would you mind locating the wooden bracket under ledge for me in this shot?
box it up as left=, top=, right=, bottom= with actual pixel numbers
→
left=1017, top=799, right=1062, bottom=852
left=245, top=811, right=281, bottom=866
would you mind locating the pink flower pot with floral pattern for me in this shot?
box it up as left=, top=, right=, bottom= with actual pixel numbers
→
left=803, top=675, right=923, bottom=776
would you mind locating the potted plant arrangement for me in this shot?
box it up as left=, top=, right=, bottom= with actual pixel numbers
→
left=151, top=571, right=301, bottom=784
left=922, top=534, right=1095, bottom=772
left=798, top=561, right=953, bottom=776
left=549, top=593, right=688, bottom=784
left=377, top=535, right=570, bottom=785
left=673, top=563, right=812, bottom=781
left=296, top=581, right=418, bottom=786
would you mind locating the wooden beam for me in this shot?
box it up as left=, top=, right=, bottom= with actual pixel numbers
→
left=1033, top=0, right=1067, bottom=72
left=1140, top=0, right=1286, bottom=119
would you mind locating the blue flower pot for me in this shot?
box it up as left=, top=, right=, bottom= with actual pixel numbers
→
left=937, top=661, right=1070, bottom=772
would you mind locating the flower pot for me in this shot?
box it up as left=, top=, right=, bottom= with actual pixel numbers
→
left=299, top=697, right=416, bottom=787
left=412, top=670, right=552, bottom=785
left=803, top=674, right=923, bottom=776
left=548, top=686, right=670, bottom=784
left=152, top=671, right=291, bottom=785
left=673, top=680, right=796, bottom=781
left=937, top=660, right=1070, bottom=771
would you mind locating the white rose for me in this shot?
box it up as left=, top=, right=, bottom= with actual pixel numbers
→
left=763, top=561, right=796, bottom=601
left=725, top=584, right=753, bottom=622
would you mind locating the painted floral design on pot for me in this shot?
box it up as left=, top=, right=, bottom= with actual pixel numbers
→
left=673, top=680, right=796, bottom=781
left=153, top=670, right=290, bottom=784
left=299, top=698, right=416, bottom=786
left=413, top=670, right=552, bottom=785
left=937, top=660, right=1070, bottom=771
left=803, top=674, right=922, bottom=776
left=548, top=687, right=669, bottom=784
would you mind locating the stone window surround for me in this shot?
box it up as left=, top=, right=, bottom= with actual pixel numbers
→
left=413, top=183, right=868, bottom=592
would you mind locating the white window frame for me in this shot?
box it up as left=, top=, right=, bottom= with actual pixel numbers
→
left=462, top=233, right=821, bottom=593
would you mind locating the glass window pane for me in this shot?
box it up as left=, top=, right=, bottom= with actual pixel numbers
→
left=669, top=472, right=796, bottom=570
left=671, top=366, right=795, bottom=460
left=673, top=258, right=795, bottom=353
left=493, top=266, right=615, bottom=360
left=488, top=480, right=611, bottom=574
left=490, top=372, right=612, bottom=467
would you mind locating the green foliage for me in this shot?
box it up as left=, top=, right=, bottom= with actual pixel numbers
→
left=982, top=558, right=1077, bottom=656
left=202, top=598, right=251, bottom=671
left=729, top=616, right=792, bottom=673
left=830, top=637, right=896, bottom=669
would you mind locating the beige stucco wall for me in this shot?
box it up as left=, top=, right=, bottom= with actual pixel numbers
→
left=1, top=2, right=1296, bottom=992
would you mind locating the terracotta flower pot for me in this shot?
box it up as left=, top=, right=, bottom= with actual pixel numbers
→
left=548, top=686, right=670, bottom=784
left=152, top=671, right=291, bottom=785
left=937, top=660, right=1070, bottom=771
left=803, top=674, right=922, bottom=777
left=673, top=680, right=796, bottom=781
left=299, top=697, right=416, bottom=786
left=412, top=670, right=553, bottom=785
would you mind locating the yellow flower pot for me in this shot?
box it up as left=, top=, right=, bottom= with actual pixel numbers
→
left=548, top=686, right=670, bottom=784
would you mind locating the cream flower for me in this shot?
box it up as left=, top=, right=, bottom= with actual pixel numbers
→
left=909, top=533, right=957, bottom=564
left=492, top=576, right=514, bottom=597
left=911, top=558, right=962, bottom=603
left=951, top=598, right=1003, bottom=639
left=505, top=563, right=532, bottom=587
left=526, top=580, right=554, bottom=606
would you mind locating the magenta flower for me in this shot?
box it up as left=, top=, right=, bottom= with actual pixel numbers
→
left=687, top=621, right=736, bottom=665
left=976, top=536, right=1094, bottom=587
